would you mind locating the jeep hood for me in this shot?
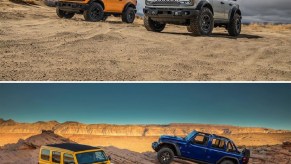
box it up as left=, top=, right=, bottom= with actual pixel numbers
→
left=159, top=135, right=184, bottom=142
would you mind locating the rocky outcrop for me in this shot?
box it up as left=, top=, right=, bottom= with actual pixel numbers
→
left=1, top=130, right=74, bottom=151
left=0, top=119, right=289, bottom=136
left=248, top=143, right=291, bottom=164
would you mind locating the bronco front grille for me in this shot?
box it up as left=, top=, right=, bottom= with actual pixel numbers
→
left=147, top=0, right=192, bottom=6
left=151, top=0, right=180, bottom=6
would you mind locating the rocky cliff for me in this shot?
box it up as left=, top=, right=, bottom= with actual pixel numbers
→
left=0, top=119, right=289, bottom=136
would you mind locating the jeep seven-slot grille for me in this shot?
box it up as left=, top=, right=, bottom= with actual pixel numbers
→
left=151, top=0, right=182, bottom=6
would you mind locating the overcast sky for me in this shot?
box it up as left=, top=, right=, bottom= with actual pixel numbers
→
left=137, top=0, right=291, bottom=23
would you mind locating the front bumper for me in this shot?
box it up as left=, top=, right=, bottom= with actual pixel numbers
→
left=152, top=142, right=159, bottom=151
left=143, top=7, right=199, bottom=19
left=56, top=1, right=89, bottom=12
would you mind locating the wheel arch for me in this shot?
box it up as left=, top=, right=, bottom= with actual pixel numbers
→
left=123, top=2, right=136, bottom=13
left=157, top=143, right=181, bottom=156
left=89, top=0, right=105, bottom=9
left=229, top=7, right=241, bottom=21
left=217, top=156, right=240, bottom=164
left=196, top=1, right=214, bottom=14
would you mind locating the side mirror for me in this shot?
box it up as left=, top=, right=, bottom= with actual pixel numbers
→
left=108, top=155, right=112, bottom=160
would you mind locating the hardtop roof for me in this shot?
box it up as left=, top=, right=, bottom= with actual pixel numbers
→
left=45, top=143, right=100, bottom=152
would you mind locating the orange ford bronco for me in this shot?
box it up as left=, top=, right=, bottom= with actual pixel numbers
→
left=56, top=0, right=137, bottom=23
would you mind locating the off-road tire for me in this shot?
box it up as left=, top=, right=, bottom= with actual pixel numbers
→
left=220, top=159, right=235, bottom=164
left=102, top=15, right=108, bottom=21
left=228, top=13, right=241, bottom=36
left=187, top=7, right=214, bottom=36
left=56, top=7, right=75, bottom=19
left=83, top=2, right=104, bottom=22
left=122, top=7, right=135, bottom=23
left=144, top=16, right=166, bottom=32
left=157, top=147, right=174, bottom=164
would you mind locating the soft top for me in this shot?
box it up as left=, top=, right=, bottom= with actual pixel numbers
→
left=46, top=143, right=100, bottom=152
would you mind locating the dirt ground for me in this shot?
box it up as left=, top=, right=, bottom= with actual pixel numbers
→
left=1, top=1, right=291, bottom=81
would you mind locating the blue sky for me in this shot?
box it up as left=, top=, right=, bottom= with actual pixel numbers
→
left=0, top=83, right=290, bottom=130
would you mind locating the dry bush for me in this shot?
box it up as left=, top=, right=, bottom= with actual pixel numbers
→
left=246, top=23, right=291, bottom=31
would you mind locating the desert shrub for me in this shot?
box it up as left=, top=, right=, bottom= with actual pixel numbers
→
left=247, top=23, right=291, bottom=31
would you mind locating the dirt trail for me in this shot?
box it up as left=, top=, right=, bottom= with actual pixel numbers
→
left=1, top=1, right=291, bottom=81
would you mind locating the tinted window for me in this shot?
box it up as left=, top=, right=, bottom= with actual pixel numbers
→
left=41, top=149, right=50, bottom=161
left=227, top=142, right=235, bottom=152
left=76, top=151, right=107, bottom=164
left=211, top=138, right=225, bottom=149
left=193, top=134, right=209, bottom=145
left=52, top=151, right=61, bottom=163
left=64, top=153, right=75, bottom=164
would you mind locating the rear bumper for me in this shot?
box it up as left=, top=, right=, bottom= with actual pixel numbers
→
left=143, top=7, right=199, bottom=19
left=56, top=1, right=88, bottom=12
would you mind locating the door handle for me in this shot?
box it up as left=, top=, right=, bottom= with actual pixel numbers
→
left=220, top=1, right=225, bottom=4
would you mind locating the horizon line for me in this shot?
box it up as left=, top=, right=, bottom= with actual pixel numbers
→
left=1, top=118, right=290, bottom=131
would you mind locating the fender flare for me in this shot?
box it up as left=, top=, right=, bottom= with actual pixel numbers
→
left=229, top=7, right=241, bottom=20
left=158, top=142, right=181, bottom=156
left=196, top=0, right=214, bottom=14
left=123, top=2, right=136, bottom=13
left=89, top=0, right=105, bottom=10
left=216, top=156, right=240, bottom=164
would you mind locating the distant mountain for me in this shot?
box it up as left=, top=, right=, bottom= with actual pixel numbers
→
left=0, top=119, right=289, bottom=136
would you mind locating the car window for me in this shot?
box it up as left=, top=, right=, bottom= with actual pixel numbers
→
left=41, top=149, right=50, bottom=161
left=211, top=138, right=225, bottom=149
left=227, top=142, right=235, bottom=152
left=64, top=153, right=75, bottom=164
left=52, top=151, right=61, bottom=163
left=192, top=134, right=209, bottom=145
left=76, top=151, right=108, bottom=164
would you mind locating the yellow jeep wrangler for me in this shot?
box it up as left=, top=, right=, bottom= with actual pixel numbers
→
left=56, top=0, right=137, bottom=23
left=38, top=143, right=111, bottom=164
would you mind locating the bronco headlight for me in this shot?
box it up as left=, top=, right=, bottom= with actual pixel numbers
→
left=145, top=0, right=155, bottom=5
left=179, top=0, right=192, bottom=5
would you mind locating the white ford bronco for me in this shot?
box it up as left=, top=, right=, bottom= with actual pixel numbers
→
left=143, top=0, right=242, bottom=36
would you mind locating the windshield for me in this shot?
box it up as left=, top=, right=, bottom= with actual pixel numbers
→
left=76, top=151, right=108, bottom=164
left=184, top=131, right=197, bottom=141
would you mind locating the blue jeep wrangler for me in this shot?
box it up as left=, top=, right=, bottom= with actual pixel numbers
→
left=152, top=131, right=250, bottom=164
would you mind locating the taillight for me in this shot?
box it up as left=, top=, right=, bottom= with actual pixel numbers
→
left=242, top=157, right=249, bottom=164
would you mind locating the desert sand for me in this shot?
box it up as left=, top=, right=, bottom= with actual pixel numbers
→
left=1, top=0, right=291, bottom=81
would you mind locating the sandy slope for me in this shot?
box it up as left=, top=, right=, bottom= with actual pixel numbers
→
left=0, top=1, right=291, bottom=80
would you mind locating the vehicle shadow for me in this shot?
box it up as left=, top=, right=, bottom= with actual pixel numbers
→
left=211, top=33, right=263, bottom=39
left=105, top=21, right=124, bottom=24
left=161, top=32, right=263, bottom=39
